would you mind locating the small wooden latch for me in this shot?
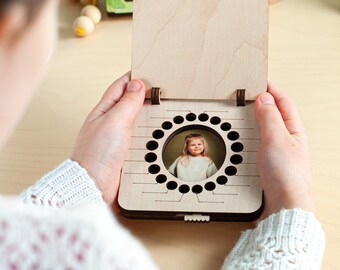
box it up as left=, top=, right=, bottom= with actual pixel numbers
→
left=151, top=87, right=161, bottom=105
left=236, top=89, right=246, bottom=106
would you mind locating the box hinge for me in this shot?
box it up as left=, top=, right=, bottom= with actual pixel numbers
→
left=236, top=89, right=246, bottom=106
left=151, top=87, right=161, bottom=105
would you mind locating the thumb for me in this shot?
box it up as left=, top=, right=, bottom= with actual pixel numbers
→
left=109, top=79, right=146, bottom=124
left=255, top=92, right=288, bottom=141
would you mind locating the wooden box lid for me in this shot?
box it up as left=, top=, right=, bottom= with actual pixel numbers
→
left=132, top=0, right=268, bottom=101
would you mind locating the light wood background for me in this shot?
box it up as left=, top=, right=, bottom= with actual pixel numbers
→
left=0, top=0, right=339, bottom=269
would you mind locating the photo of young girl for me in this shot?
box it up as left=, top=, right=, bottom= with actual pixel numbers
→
left=167, top=134, right=218, bottom=182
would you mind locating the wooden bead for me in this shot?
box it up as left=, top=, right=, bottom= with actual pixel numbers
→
left=81, top=5, right=102, bottom=24
left=73, top=16, right=94, bottom=37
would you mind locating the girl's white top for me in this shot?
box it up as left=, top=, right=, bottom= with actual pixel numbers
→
left=0, top=160, right=325, bottom=269
left=168, top=156, right=218, bottom=181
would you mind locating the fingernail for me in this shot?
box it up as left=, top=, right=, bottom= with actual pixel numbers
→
left=127, top=80, right=142, bottom=91
left=260, top=93, right=275, bottom=105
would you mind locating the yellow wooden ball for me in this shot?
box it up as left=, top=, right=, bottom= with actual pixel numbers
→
left=81, top=5, right=101, bottom=24
left=73, top=16, right=94, bottom=37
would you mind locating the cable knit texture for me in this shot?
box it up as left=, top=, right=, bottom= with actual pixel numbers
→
left=19, top=160, right=104, bottom=208
left=222, top=209, right=325, bottom=270
left=0, top=160, right=325, bottom=269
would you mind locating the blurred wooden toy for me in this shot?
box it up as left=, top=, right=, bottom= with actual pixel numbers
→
left=73, top=0, right=102, bottom=37
left=106, top=0, right=133, bottom=15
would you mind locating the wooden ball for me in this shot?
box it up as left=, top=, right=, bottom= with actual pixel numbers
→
left=81, top=5, right=101, bottom=24
left=79, top=0, right=92, bottom=5
left=73, top=16, right=94, bottom=37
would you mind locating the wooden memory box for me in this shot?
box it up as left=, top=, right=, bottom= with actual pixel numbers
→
left=118, top=0, right=268, bottom=222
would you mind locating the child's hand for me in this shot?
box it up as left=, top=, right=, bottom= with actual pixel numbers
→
left=255, top=83, right=315, bottom=220
left=71, top=72, right=146, bottom=211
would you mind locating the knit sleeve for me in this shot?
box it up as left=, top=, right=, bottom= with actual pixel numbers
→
left=19, top=159, right=104, bottom=208
left=0, top=197, right=159, bottom=270
left=222, top=209, right=325, bottom=270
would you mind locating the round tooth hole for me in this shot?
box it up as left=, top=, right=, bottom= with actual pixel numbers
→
left=162, top=121, right=173, bottom=130
left=227, top=131, right=240, bottom=141
left=156, top=174, right=167, bottom=184
left=230, top=154, right=243, bottom=165
left=210, top=116, right=221, bottom=125
left=152, top=129, right=164, bottom=139
left=186, top=113, right=197, bottom=121
left=192, top=185, right=203, bottom=194
left=221, top=122, right=232, bottom=131
left=145, top=153, right=157, bottom=163
left=204, top=182, right=216, bottom=191
left=198, top=113, right=209, bottom=122
left=146, top=140, right=159, bottom=151
left=179, top=184, right=190, bottom=194
left=167, top=181, right=178, bottom=190
left=225, top=166, right=237, bottom=176
left=148, top=164, right=160, bottom=174
left=217, top=176, right=228, bottom=185
left=231, top=142, right=244, bottom=152
left=173, top=116, right=184, bottom=124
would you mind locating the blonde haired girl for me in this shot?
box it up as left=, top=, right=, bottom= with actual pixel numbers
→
left=168, top=134, right=218, bottom=181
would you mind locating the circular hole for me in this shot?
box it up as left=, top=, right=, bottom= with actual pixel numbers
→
left=198, top=113, right=209, bottom=122
left=145, top=153, right=157, bottom=163
left=227, top=131, right=240, bottom=141
left=179, top=184, right=190, bottom=194
left=163, top=125, right=226, bottom=182
left=192, top=185, right=203, bottom=194
left=230, top=154, right=243, bottom=165
left=225, top=166, right=237, bottom=176
left=186, top=113, right=197, bottom=121
left=221, top=122, right=232, bottom=131
left=162, top=121, right=173, bottom=130
left=204, top=182, right=216, bottom=191
left=152, top=129, right=164, bottom=139
left=210, top=116, right=221, bottom=125
left=231, top=142, right=244, bottom=152
left=148, top=164, right=160, bottom=174
left=173, top=116, right=184, bottom=124
left=146, top=140, right=159, bottom=151
left=156, top=174, right=167, bottom=184
left=167, top=181, right=178, bottom=190
left=217, top=176, right=228, bottom=185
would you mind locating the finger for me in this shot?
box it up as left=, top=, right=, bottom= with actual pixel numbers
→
left=255, top=91, right=288, bottom=141
left=267, top=83, right=306, bottom=138
left=109, top=79, right=146, bottom=125
left=86, top=72, right=131, bottom=122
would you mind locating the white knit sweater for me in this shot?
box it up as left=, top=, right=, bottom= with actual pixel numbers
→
left=0, top=160, right=324, bottom=269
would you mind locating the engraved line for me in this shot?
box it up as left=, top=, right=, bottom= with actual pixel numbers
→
left=143, top=191, right=168, bottom=194
left=225, top=184, right=251, bottom=187
left=125, top=160, right=144, bottom=163
left=204, top=110, right=229, bottom=113
left=221, top=118, right=245, bottom=121
left=150, top=117, right=173, bottom=119
left=166, top=110, right=191, bottom=112
left=131, top=136, right=153, bottom=138
left=155, top=193, right=185, bottom=203
left=133, top=182, right=158, bottom=185
left=212, top=192, right=238, bottom=195
left=239, top=138, right=260, bottom=141
left=232, top=127, right=255, bottom=130
left=128, top=148, right=147, bottom=151
left=196, top=194, right=224, bottom=204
